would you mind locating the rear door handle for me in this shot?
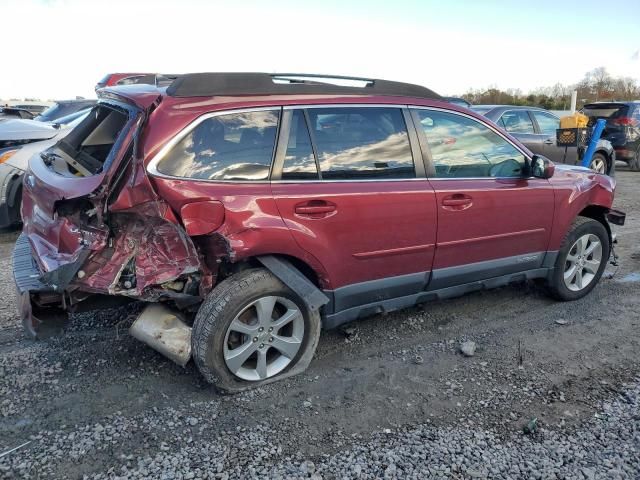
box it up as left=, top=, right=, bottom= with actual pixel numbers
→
left=544, top=139, right=555, bottom=145
left=294, top=200, right=337, bottom=216
left=441, top=194, right=473, bottom=210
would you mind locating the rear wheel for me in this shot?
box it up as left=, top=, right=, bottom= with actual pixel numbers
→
left=629, top=146, right=640, bottom=171
left=191, top=268, right=320, bottom=392
left=548, top=217, right=609, bottom=301
left=589, top=153, right=607, bottom=174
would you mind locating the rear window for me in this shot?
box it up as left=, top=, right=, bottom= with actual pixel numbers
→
left=51, top=105, right=130, bottom=176
left=155, top=110, right=280, bottom=181
left=116, top=74, right=156, bottom=86
left=583, top=104, right=629, bottom=119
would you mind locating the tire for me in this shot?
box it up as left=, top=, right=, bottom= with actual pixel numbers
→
left=191, top=268, right=321, bottom=392
left=629, top=147, right=640, bottom=172
left=548, top=217, right=610, bottom=301
left=588, top=153, right=607, bottom=174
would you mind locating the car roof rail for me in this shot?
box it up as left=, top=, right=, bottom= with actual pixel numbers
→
left=165, top=72, right=441, bottom=100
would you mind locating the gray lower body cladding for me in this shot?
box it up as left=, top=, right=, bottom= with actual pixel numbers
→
left=322, top=251, right=558, bottom=330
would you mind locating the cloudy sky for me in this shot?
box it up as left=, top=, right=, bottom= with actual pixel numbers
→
left=1, top=0, right=639, bottom=100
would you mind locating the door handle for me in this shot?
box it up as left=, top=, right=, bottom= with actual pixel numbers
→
left=544, top=139, right=555, bottom=145
left=294, top=200, right=337, bottom=216
left=441, top=194, right=473, bottom=210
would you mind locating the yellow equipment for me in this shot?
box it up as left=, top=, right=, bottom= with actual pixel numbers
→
left=560, top=112, right=589, bottom=129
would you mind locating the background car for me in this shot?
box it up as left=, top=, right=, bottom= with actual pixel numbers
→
left=0, top=106, right=36, bottom=121
left=474, top=105, right=615, bottom=174
left=95, top=73, right=179, bottom=91
left=0, top=104, right=92, bottom=149
left=0, top=110, right=90, bottom=228
left=11, top=104, right=49, bottom=115
left=582, top=102, right=640, bottom=171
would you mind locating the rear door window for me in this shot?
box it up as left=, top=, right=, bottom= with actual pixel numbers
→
left=155, top=109, right=280, bottom=181
left=304, top=107, right=415, bottom=179
left=498, top=110, right=535, bottom=134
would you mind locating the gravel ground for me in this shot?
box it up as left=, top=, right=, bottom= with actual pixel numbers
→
left=1, top=167, right=639, bottom=479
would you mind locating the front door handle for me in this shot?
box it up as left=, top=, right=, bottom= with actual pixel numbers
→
left=294, top=200, right=337, bottom=217
left=441, top=194, right=473, bottom=211
left=544, top=138, right=555, bottom=145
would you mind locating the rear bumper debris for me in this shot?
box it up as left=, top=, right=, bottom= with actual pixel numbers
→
left=13, top=233, right=68, bottom=338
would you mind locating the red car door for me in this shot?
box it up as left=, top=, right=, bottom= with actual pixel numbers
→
left=271, top=106, right=437, bottom=307
left=411, top=108, right=555, bottom=289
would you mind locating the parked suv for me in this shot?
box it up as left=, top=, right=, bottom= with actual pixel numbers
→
left=14, top=73, right=624, bottom=392
left=582, top=102, right=640, bottom=171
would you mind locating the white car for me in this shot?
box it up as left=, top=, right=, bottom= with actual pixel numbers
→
left=0, top=110, right=89, bottom=228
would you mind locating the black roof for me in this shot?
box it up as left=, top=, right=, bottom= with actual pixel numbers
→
left=166, top=73, right=441, bottom=100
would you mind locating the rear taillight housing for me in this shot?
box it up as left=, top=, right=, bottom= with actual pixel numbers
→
left=612, top=117, right=638, bottom=126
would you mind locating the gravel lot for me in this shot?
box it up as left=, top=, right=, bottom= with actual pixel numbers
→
left=1, top=168, right=639, bottom=479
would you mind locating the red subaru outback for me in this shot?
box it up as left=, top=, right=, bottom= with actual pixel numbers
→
left=14, top=73, right=625, bottom=391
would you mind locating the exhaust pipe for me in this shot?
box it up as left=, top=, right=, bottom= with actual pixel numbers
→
left=129, top=304, right=192, bottom=367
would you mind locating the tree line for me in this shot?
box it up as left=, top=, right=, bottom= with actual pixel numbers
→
left=461, top=67, right=639, bottom=110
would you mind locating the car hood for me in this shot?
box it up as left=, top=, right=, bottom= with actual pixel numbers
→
left=0, top=119, right=58, bottom=142
left=4, top=136, right=63, bottom=170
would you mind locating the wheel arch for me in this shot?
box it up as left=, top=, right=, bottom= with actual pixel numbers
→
left=577, top=205, right=612, bottom=245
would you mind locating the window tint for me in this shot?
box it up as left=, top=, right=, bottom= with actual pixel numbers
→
left=531, top=111, right=559, bottom=135
left=306, top=107, right=415, bottom=179
left=282, top=110, right=319, bottom=180
left=415, top=109, right=526, bottom=178
left=499, top=110, right=535, bottom=134
left=156, top=110, right=280, bottom=181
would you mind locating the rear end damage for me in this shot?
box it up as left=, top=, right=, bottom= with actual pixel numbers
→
left=15, top=94, right=211, bottom=342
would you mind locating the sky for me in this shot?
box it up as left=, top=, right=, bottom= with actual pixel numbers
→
left=1, top=0, right=639, bottom=100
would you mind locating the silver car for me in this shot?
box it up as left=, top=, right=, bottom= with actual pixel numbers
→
left=0, top=110, right=89, bottom=228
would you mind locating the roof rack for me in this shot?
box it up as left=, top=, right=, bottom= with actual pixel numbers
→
left=165, top=72, right=441, bottom=100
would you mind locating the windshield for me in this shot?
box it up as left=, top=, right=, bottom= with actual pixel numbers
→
left=35, top=102, right=94, bottom=123
left=582, top=104, right=629, bottom=119
left=52, top=109, right=91, bottom=126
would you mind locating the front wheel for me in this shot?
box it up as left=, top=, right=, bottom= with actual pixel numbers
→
left=548, top=217, right=610, bottom=301
left=629, top=147, right=640, bottom=171
left=191, top=268, right=321, bottom=392
left=589, top=153, right=607, bottom=174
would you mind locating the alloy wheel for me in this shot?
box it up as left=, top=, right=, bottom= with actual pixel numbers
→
left=589, top=156, right=606, bottom=174
left=563, top=234, right=603, bottom=292
left=223, top=296, right=304, bottom=381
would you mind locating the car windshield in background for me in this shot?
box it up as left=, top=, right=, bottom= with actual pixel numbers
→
left=53, top=109, right=91, bottom=127
left=35, top=103, right=93, bottom=123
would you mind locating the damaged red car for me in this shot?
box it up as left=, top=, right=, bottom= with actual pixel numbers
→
left=14, top=73, right=625, bottom=391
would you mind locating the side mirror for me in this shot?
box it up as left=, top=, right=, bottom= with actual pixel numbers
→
left=530, top=155, right=555, bottom=179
